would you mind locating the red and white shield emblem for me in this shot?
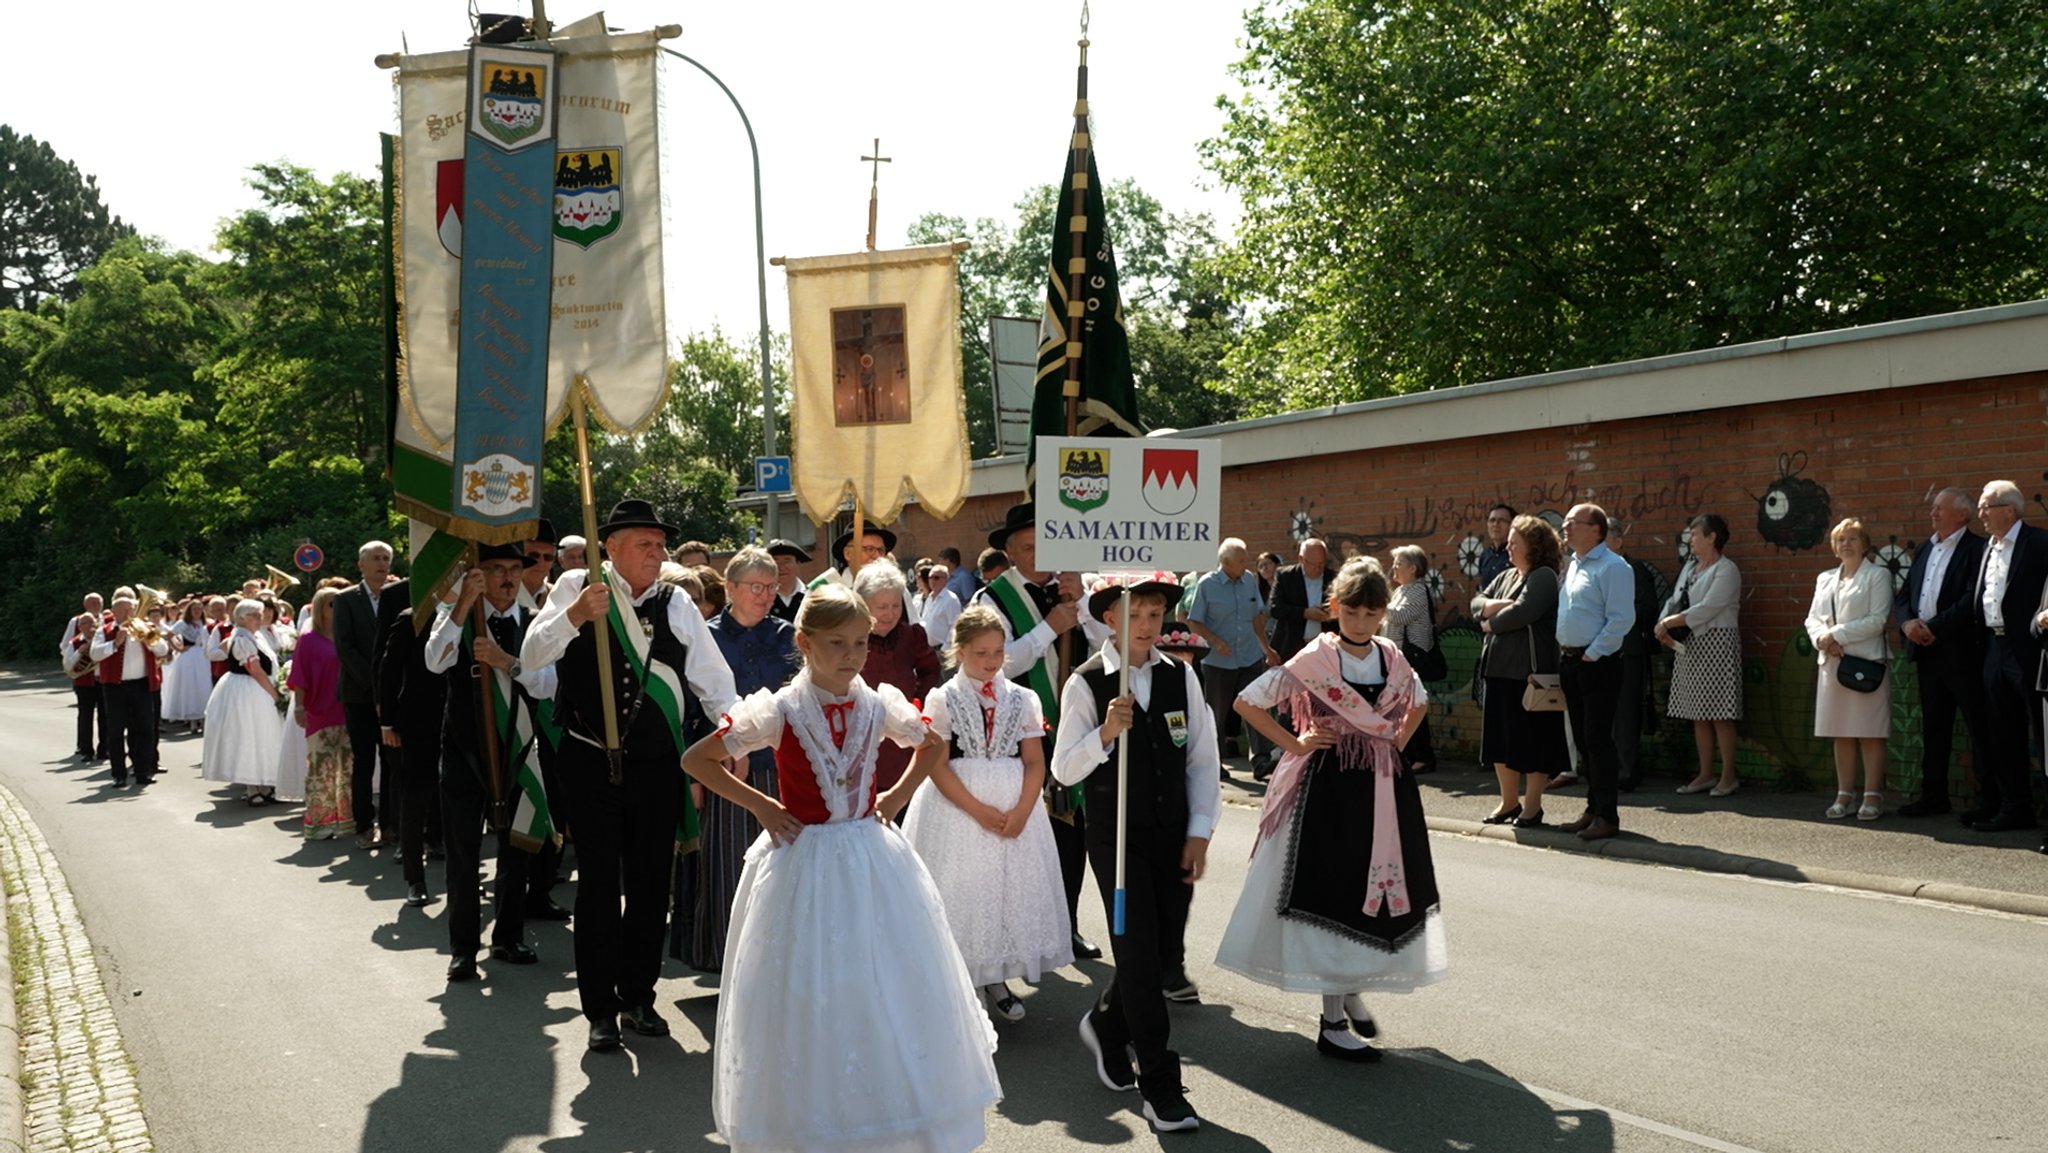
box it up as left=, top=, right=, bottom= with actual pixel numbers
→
left=435, top=159, right=464, bottom=258
left=1141, top=448, right=1199, bottom=515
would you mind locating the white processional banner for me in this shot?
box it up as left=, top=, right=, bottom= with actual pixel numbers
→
left=395, top=30, right=668, bottom=447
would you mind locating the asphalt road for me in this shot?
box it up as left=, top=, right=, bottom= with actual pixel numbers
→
left=5, top=668, right=2046, bottom=1153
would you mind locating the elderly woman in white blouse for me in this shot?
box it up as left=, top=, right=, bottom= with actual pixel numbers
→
left=1804, top=518, right=1894, bottom=821
left=1659, top=514, right=1744, bottom=797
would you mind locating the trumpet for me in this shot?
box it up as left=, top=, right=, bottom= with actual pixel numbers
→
left=265, top=564, right=302, bottom=595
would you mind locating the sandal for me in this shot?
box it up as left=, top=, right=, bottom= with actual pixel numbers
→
left=1481, top=803, right=1522, bottom=825
left=1825, top=790, right=1855, bottom=819
left=1856, top=791, right=1884, bottom=821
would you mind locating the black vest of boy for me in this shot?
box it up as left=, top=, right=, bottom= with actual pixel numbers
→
left=442, top=607, right=529, bottom=764
left=557, top=583, right=694, bottom=758
left=1077, top=650, right=1191, bottom=853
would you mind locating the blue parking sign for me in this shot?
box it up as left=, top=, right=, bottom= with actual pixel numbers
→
left=755, top=456, right=792, bottom=494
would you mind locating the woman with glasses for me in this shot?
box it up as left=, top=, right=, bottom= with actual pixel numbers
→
left=853, top=560, right=944, bottom=799
left=685, top=546, right=800, bottom=970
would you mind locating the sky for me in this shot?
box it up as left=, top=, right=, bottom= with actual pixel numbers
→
left=9, top=0, right=1256, bottom=340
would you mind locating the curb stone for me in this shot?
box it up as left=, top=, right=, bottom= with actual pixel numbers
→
left=0, top=783, right=154, bottom=1153
left=1428, top=815, right=2048, bottom=919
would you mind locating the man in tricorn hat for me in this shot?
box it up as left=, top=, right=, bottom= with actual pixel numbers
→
left=522, top=499, right=737, bottom=1051
left=971, top=500, right=1096, bottom=959
left=765, top=538, right=811, bottom=623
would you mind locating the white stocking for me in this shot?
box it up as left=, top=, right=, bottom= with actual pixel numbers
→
left=1319, top=996, right=1366, bottom=1050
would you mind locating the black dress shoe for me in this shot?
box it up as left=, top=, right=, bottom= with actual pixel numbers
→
left=623, top=1003, right=671, bottom=1037
left=588, top=1015, right=622, bottom=1051
left=446, top=955, right=478, bottom=982
left=1957, top=807, right=1995, bottom=827
left=1898, top=798, right=1952, bottom=818
left=1481, top=803, right=1522, bottom=825
left=404, top=884, right=434, bottom=907
left=490, top=942, right=539, bottom=965
left=1071, top=932, right=1103, bottom=961
left=525, top=898, right=572, bottom=921
left=1973, top=813, right=2039, bottom=833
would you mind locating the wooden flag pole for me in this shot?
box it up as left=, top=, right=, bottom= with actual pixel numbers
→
left=1112, top=584, right=1131, bottom=935
left=571, top=387, right=625, bottom=785
left=468, top=545, right=510, bottom=833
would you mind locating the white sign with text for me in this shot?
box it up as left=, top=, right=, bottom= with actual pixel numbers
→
left=1032, top=437, right=1223, bottom=573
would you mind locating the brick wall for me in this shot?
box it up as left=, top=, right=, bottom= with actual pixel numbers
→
left=885, top=371, right=2048, bottom=796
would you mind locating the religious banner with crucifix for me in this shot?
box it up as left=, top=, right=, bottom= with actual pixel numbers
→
left=781, top=242, right=971, bottom=524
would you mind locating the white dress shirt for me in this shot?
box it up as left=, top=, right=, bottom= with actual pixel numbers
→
left=1915, top=527, right=1964, bottom=623
left=1981, top=520, right=2023, bottom=628
left=424, top=601, right=557, bottom=698
left=87, top=621, right=168, bottom=679
left=521, top=569, right=737, bottom=720
left=1050, top=642, right=1222, bottom=841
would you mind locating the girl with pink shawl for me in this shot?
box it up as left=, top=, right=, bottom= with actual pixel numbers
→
left=1214, top=558, right=1448, bottom=1063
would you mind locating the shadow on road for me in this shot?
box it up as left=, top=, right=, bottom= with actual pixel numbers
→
left=360, top=980, right=579, bottom=1153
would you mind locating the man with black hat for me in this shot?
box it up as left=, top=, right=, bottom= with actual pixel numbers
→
left=520, top=517, right=559, bottom=606
left=522, top=498, right=737, bottom=1051
left=971, top=500, right=1095, bottom=958
left=423, top=543, right=555, bottom=981
left=810, top=525, right=897, bottom=589
left=765, top=538, right=811, bottom=623
left=517, top=517, right=572, bottom=922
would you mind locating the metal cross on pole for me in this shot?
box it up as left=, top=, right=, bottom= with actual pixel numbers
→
left=862, top=137, right=892, bottom=252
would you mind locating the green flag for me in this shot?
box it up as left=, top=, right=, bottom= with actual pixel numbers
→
left=1029, top=122, right=1142, bottom=482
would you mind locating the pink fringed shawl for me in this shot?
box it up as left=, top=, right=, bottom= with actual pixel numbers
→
left=1253, top=634, right=1421, bottom=918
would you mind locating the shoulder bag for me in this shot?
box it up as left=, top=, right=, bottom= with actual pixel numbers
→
left=1831, top=574, right=1886, bottom=693
left=1665, top=566, right=1694, bottom=646
left=1401, top=586, right=1448, bottom=682
left=1521, top=628, right=1566, bottom=712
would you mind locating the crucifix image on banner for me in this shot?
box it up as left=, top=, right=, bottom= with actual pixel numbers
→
left=831, top=305, right=911, bottom=425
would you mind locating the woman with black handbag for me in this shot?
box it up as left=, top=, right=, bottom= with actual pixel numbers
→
left=1471, top=517, right=1568, bottom=826
left=1803, top=518, right=1893, bottom=821
left=1659, top=514, right=1745, bottom=797
left=1384, top=546, right=1443, bottom=773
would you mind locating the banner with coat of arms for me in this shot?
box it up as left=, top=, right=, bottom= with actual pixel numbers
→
left=393, top=29, right=668, bottom=475
left=782, top=243, right=972, bottom=525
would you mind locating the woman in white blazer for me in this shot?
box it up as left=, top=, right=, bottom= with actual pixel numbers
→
left=1803, top=518, right=1893, bottom=821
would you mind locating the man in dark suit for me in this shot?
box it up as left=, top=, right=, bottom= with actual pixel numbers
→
left=378, top=599, right=447, bottom=908
left=335, top=541, right=403, bottom=849
left=1971, top=480, right=2048, bottom=833
left=1896, top=487, right=1988, bottom=817
left=1267, top=538, right=1335, bottom=663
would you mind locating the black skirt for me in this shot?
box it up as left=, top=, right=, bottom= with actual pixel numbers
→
left=1480, top=676, right=1567, bottom=777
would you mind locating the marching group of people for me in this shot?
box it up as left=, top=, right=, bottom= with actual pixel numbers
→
left=52, top=474, right=2045, bottom=1151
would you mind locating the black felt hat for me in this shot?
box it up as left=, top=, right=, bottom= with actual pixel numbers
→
left=830, top=526, right=899, bottom=567
left=596, top=499, right=679, bottom=542
left=765, top=538, right=812, bottom=563
left=477, top=541, right=538, bottom=568
left=988, top=501, right=1035, bottom=550
left=529, top=517, right=558, bottom=545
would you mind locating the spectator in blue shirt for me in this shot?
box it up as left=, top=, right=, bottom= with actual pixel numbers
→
left=1187, top=538, right=1277, bottom=777
left=1555, top=504, right=1635, bottom=842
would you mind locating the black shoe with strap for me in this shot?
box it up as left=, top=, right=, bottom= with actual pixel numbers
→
left=1316, top=1018, right=1382, bottom=1063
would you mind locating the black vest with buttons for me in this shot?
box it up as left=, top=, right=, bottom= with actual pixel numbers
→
left=441, top=607, right=528, bottom=762
left=1077, top=650, right=1191, bottom=852
left=557, top=582, right=695, bottom=758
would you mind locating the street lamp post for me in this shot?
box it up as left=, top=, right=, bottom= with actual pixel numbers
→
left=660, top=46, right=780, bottom=542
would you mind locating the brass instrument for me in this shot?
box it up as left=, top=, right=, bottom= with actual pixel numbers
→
left=126, top=585, right=170, bottom=645
left=265, top=564, right=302, bottom=595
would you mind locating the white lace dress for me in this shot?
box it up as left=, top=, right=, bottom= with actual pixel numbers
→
left=712, top=672, right=1001, bottom=1153
left=903, top=674, right=1073, bottom=987
left=201, top=630, right=283, bottom=787
left=160, top=621, right=213, bottom=722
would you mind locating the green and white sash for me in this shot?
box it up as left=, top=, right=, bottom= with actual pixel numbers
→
left=461, top=615, right=556, bottom=852
left=597, top=563, right=701, bottom=849
left=983, top=568, right=1081, bottom=815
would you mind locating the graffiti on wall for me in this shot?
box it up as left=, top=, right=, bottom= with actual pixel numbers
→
left=1754, top=452, right=1831, bottom=552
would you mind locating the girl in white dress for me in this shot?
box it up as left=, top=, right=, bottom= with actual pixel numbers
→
left=202, top=599, right=285, bottom=804
left=902, top=605, right=1073, bottom=1023
left=680, top=584, right=1001, bottom=1153
left=160, top=602, right=214, bottom=725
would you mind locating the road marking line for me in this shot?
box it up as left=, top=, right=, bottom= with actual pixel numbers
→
left=1394, top=1048, right=1771, bottom=1153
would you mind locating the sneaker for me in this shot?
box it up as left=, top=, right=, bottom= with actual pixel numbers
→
left=984, top=983, right=1025, bottom=1022
left=1078, top=1009, right=1136, bottom=1092
left=1161, top=968, right=1200, bottom=1004
left=1141, top=1084, right=1200, bottom=1132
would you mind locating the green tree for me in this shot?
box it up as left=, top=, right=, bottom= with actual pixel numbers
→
left=1211, top=0, right=2048, bottom=413
left=539, top=328, right=787, bottom=547
left=0, top=126, right=134, bottom=311
left=908, top=179, right=1242, bottom=454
